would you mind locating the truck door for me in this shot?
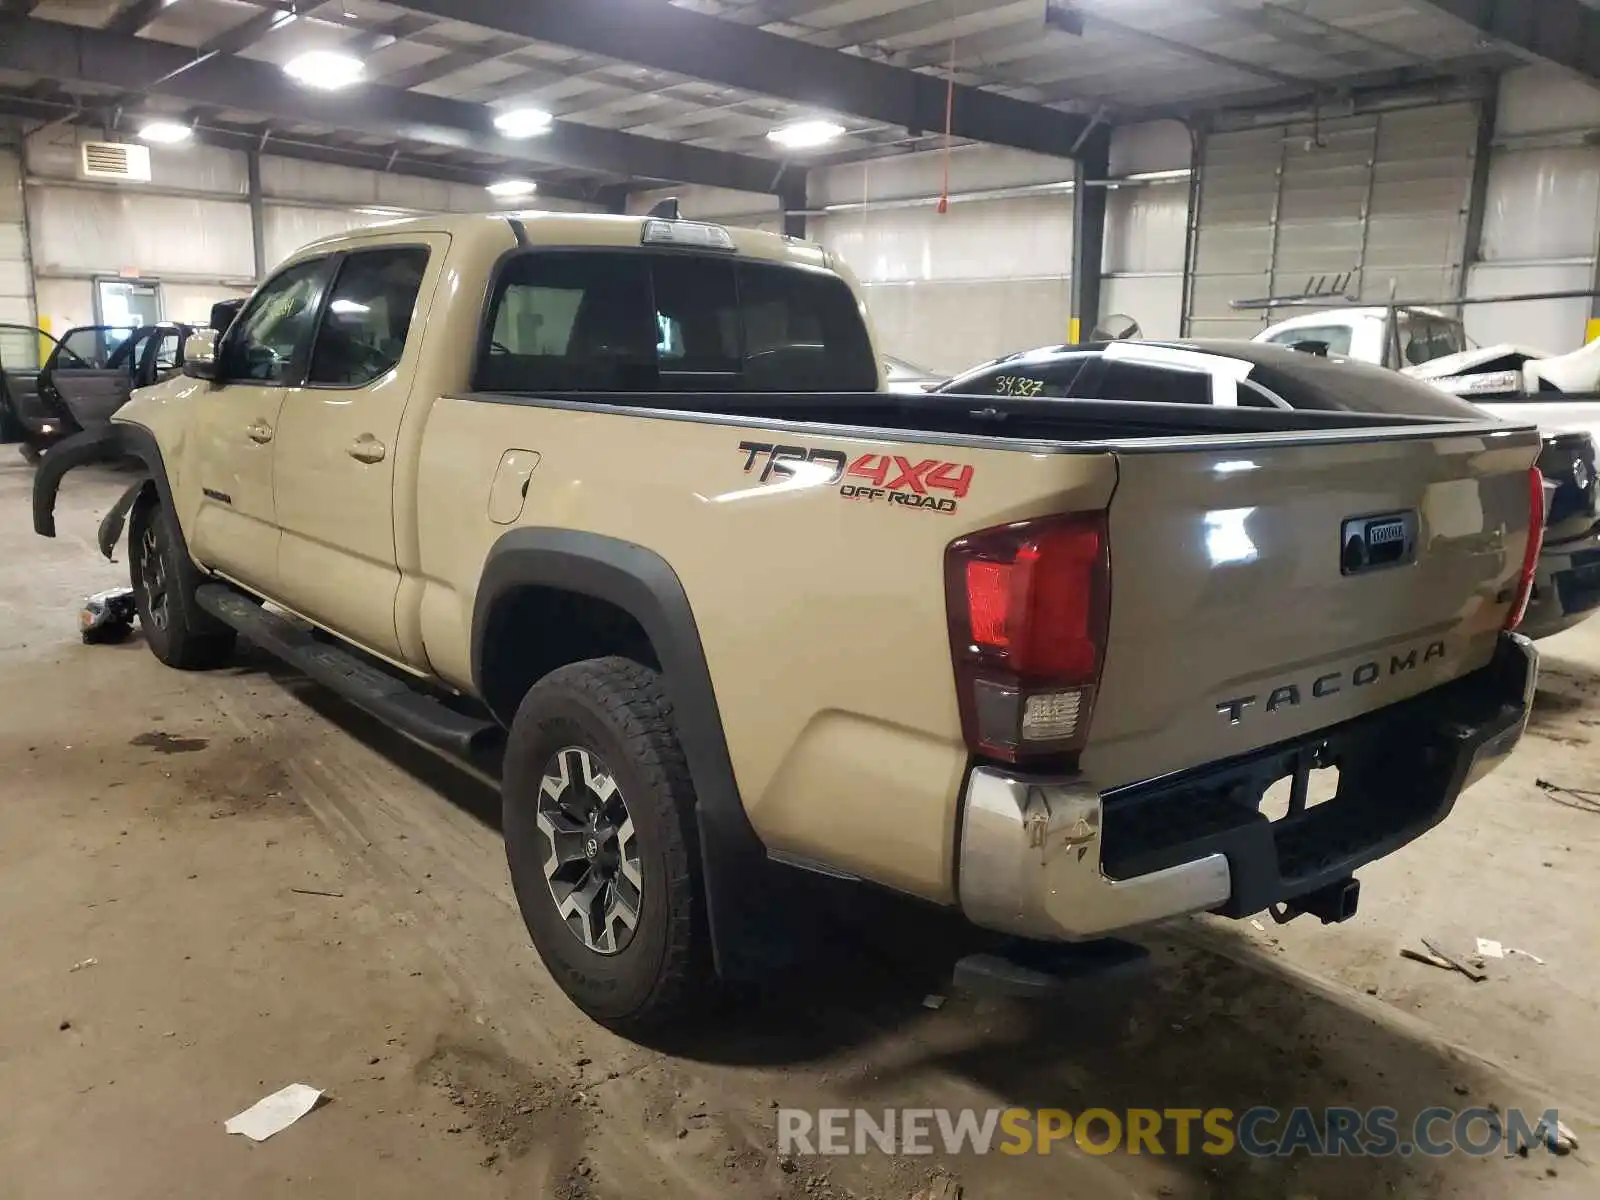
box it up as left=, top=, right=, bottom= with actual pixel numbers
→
left=188, top=255, right=334, bottom=593
left=269, top=239, right=440, bottom=661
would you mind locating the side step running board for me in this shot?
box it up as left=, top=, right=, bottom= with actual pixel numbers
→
left=195, top=584, right=500, bottom=758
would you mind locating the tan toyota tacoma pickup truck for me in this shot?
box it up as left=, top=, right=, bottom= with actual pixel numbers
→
left=35, top=211, right=1544, bottom=1032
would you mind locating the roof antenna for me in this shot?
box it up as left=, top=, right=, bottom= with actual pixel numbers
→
left=647, top=197, right=681, bottom=220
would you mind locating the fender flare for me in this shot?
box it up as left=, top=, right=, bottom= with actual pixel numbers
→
left=33, top=421, right=179, bottom=541
left=473, top=527, right=784, bottom=979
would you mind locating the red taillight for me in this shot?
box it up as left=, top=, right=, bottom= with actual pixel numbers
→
left=946, top=513, right=1111, bottom=762
left=1506, top=466, right=1546, bottom=631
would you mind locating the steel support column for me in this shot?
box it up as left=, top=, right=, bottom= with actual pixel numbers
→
left=1070, top=129, right=1111, bottom=344
left=780, top=173, right=808, bottom=239
left=246, top=149, right=266, bottom=282
left=1460, top=93, right=1498, bottom=305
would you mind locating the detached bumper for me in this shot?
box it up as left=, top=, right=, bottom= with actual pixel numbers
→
left=957, top=633, right=1538, bottom=940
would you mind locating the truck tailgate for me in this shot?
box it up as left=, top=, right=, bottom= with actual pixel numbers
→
left=1081, top=425, right=1541, bottom=790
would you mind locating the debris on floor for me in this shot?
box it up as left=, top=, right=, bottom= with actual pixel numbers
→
left=1535, top=778, right=1600, bottom=815
left=1476, top=937, right=1547, bottom=966
left=921, top=994, right=946, bottom=1010
left=224, top=1083, right=325, bottom=1142
left=1535, top=1115, right=1580, bottom=1156
left=68, top=958, right=97, bottom=973
left=79, top=588, right=137, bottom=645
left=1399, top=937, right=1488, bottom=982
left=911, top=1176, right=963, bottom=1200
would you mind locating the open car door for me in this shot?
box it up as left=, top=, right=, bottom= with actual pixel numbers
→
left=40, top=324, right=139, bottom=433
left=0, top=324, right=66, bottom=447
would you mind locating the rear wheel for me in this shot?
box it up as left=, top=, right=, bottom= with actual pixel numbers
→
left=502, top=657, right=712, bottom=1032
left=128, top=497, right=235, bottom=670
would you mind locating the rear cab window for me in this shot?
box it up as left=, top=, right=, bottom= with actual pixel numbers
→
left=1264, top=324, right=1354, bottom=357
left=475, top=249, right=877, bottom=395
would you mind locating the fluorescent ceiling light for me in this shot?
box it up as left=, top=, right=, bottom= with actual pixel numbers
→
left=486, top=179, right=538, bottom=198
left=137, top=120, right=192, bottom=145
left=767, top=120, right=845, bottom=150
left=493, top=108, right=554, bottom=138
left=283, top=50, right=365, bottom=91
left=354, top=206, right=410, bottom=216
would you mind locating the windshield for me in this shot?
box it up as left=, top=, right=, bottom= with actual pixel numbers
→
left=477, top=251, right=877, bottom=393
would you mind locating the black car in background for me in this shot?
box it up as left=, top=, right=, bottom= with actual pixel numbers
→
left=0, top=322, right=194, bottom=459
left=936, top=339, right=1600, bottom=640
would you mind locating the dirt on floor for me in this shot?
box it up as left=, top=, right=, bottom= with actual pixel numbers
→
left=0, top=456, right=1594, bottom=1200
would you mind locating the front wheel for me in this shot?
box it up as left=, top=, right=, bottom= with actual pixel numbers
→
left=128, top=497, right=235, bottom=670
left=502, top=657, right=713, bottom=1032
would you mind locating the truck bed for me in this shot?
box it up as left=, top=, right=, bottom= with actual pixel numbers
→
left=469, top=388, right=1511, bottom=447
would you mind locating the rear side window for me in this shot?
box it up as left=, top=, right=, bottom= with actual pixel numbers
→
left=476, top=251, right=877, bottom=394
left=1095, top=361, right=1212, bottom=405
left=307, top=247, right=430, bottom=387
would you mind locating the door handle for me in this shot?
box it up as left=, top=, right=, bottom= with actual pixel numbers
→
left=246, top=421, right=274, bottom=444
left=348, top=434, right=387, bottom=464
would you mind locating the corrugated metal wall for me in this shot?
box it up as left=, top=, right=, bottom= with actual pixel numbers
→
left=810, top=146, right=1076, bottom=375
left=1468, top=67, right=1600, bottom=352
left=20, top=127, right=599, bottom=330
left=1187, top=102, right=1481, bottom=337
left=0, top=138, right=31, bottom=328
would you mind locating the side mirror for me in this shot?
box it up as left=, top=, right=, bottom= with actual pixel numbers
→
left=209, top=298, right=244, bottom=336
left=182, top=329, right=220, bottom=381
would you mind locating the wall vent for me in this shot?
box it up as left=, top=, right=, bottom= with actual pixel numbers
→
left=80, top=141, right=152, bottom=183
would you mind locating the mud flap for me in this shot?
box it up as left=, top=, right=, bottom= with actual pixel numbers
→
left=97, top=479, right=149, bottom=560
left=33, top=425, right=127, bottom=538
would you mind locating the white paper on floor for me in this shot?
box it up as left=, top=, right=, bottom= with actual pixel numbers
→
left=1476, top=938, right=1506, bottom=959
left=224, top=1084, right=324, bottom=1142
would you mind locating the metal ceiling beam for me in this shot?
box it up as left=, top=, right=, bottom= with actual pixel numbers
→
left=384, top=0, right=1094, bottom=158
left=1412, top=0, right=1600, bottom=81
left=0, top=16, right=784, bottom=192
left=0, top=89, right=597, bottom=202
left=104, top=0, right=169, bottom=36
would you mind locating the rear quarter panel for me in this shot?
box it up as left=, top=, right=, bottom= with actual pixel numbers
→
left=414, top=401, right=1117, bottom=901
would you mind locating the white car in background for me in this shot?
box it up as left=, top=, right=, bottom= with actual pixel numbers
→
left=882, top=354, right=944, bottom=394
left=1256, top=308, right=1600, bottom=639
left=1255, top=305, right=1600, bottom=448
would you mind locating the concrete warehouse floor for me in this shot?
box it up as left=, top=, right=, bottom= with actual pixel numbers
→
left=0, top=457, right=1594, bottom=1200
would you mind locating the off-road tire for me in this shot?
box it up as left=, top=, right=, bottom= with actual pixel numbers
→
left=503, top=656, right=712, bottom=1032
left=128, top=496, right=235, bottom=670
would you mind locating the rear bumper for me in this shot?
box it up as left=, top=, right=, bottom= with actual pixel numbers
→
left=957, top=632, right=1537, bottom=940
left=1523, top=524, right=1600, bottom=639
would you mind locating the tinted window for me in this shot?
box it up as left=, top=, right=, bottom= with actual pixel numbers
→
left=60, top=326, right=136, bottom=370
left=942, top=354, right=1087, bottom=398
left=308, top=248, right=429, bottom=386
left=477, top=251, right=877, bottom=394
left=226, top=258, right=328, bottom=384
left=1095, top=361, right=1212, bottom=405
left=1247, top=352, right=1485, bottom=418
left=1265, top=325, right=1354, bottom=357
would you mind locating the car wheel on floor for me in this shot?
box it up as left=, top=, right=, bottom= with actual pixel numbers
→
left=128, top=496, right=236, bottom=670
left=502, top=656, right=712, bottom=1032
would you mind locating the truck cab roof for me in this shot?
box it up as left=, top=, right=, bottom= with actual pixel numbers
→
left=290, top=209, right=833, bottom=273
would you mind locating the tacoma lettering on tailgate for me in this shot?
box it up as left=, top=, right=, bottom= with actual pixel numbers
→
left=1215, top=639, right=1448, bottom=725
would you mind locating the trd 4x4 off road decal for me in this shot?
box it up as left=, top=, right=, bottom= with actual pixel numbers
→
left=737, top=441, right=973, bottom=514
